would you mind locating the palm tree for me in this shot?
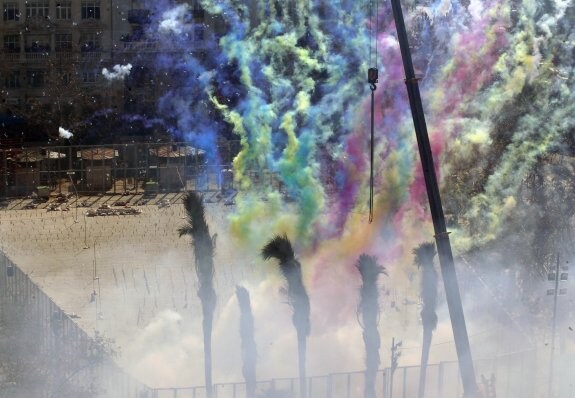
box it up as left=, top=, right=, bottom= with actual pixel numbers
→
left=357, top=254, right=386, bottom=398
left=414, top=243, right=438, bottom=398
left=236, top=286, right=257, bottom=398
left=261, top=235, right=310, bottom=398
left=178, top=192, right=217, bottom=398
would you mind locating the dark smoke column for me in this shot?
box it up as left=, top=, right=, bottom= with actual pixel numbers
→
left=357, top=254, right=386, bottom=398
left=262, top=235, right=311, bottom=398
left=414, top=243, right=438, bottom=398
left=178, top=192, right=217, bottom=398
left=236, top=286, right=257, bottom=398
left=389, top=0, right=479, bottom=396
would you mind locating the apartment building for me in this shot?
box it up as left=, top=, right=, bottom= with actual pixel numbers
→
left=1, top=1, right=118, bottom=112
left=0, top=0, right=220, bottom=143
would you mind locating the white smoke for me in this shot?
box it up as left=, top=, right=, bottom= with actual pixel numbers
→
left=102, top=64, right=133, bottom=81
left=159, top=4, right=190, bottom=35
left=58, top=127, right=73, bottom=139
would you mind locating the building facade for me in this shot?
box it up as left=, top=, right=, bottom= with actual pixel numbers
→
left=0, top=0, right=220, bottom=143
left=1, top=1, right=120, bottom=113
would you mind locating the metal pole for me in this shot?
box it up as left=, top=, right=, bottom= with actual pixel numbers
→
left=548, top=253, right=560, bottom=398
left=389, top=0, right=478, bottom=396
left=346, top=373, right=351, bottom=398
left=389, top=338, right=395, bottom=398
left=401, top=368, right=407, bottom=398
left=83, top=214, right=89, bottom=249
left=68, top=174, right=78, bottom=222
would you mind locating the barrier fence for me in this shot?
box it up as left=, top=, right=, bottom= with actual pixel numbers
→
left=0, top=142, right=242, bottom=197
left=147, top=349, right=538, bottom=398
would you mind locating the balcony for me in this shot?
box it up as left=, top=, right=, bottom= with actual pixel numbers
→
left=54, top=52, right=77, bottom=61
left=80, top=51, right=102, bottom=59
left=25, top=46, right=51, bottom=61
left=122, top=41, right=157, bottom=52
left=127, top=9, right=151, bottom=24
left=25, top=52, right=50, bottom=60
left=3, top=50, right=22, bottom=61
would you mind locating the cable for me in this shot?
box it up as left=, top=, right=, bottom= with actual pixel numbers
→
left=375, top=0, right=379, bottom=70
left=369, top=0, right=373, bottom=67
left=369, top=83, right=376, bottom=223
left=367, top=0, right=379, bottom=223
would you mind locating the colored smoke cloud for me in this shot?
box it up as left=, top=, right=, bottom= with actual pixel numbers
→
left=144, top=0, right=575, bottom=275
left=159, top=4, right=190, bottom=35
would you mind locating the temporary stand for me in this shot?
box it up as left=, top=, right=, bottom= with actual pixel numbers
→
left=389, top=0, right=479, bottom=395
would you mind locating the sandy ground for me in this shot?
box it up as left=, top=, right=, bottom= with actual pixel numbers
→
left=0, top=192, right=263, bottom=385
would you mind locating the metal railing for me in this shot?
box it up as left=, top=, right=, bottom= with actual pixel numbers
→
left=146, top=349, right=538, bottom=398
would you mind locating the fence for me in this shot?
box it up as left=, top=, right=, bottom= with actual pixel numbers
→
left=147, top=349, right=537, bottom=398
left=0, top=251, right=151, bottom=397
left=0, top=141, right=242, bottom=197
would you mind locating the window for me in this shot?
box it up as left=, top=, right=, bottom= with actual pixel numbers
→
left=81, top=32, right=101, bottom=52
left=55, top=34, right=72, bottom=52
left=26, top=1, right=49, bottom=19
left=3, top=2, right=20, bottom=21
left=81, top=0, right=100, bottom=19
left=3, top=34, right=20, bottom=53
left=61, top=71, right=72, bottom=85
left=4, top=71, right=20, bottom=88
left=27, top=71, right=45, bottom=88
left=56, top=1, right=72, bottom=20
left=82, top=70, right=97, bottom=83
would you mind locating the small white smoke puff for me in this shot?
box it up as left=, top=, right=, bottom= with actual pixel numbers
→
left=159, top=4, right=190, bottom=35
left=59, top=127, right=73, bottom=139
left=102, top=64, right=133, bottom=81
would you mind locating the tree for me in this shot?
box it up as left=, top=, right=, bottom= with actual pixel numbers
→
left=413, top=243, right=438, bottom=398
left=356, top=254, right=386, bottom=398
left=178, top=192, right=217, bottom=398
left=261, top=235, right=310, bottom=398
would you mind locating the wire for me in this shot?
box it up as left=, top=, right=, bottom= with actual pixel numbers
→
left=369, top=0, right=373, bottom=67
left=369, top=85, right=375, bottom=223
left=375, top=0, right=379, bottom=69
left=367, top=0, right=378, bottom=223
